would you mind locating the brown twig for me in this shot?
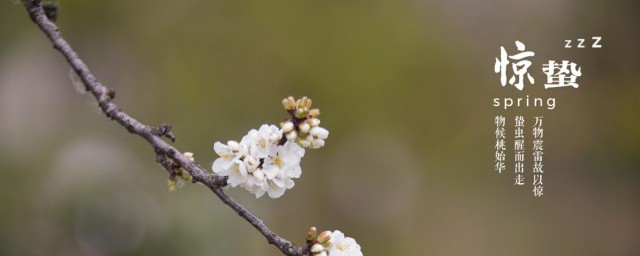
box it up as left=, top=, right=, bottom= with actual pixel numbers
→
left=20, top=1, right=307, bottom=255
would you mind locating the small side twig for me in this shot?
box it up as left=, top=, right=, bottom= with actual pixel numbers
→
left=151, top=123, right=176, bottom=142
left=20, top=1, right=307, bottom=255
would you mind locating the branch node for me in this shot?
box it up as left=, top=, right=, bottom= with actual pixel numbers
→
left=107, top=87, right=116, bottom=99
left=42, top=2, right=58, bottom=21
left=152, top=123, right=176, bottom=142
left=155, top=153, right=174, bottom=175
left=215, top=175, right=228, bottom=187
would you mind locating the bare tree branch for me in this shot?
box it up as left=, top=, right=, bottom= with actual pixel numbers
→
left=20, top=1, right=308, bottom=255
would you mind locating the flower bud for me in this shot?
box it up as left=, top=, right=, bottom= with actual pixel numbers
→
left=299, top=96, right=310, bottom=107
left=181, top=170, right=193, bottom=182
left=253, top=169, right=265, bottom=181
left=168, top=179, right=177, bottom=191
left=282, top=96, right=296, bottom=110
left=298, top=138, right=311, bottom=148
left=311, top=139, right=325, bottom=149
left=295, top=108, right=307, bottom=118
left=299, top=122, right=310, bottom=134
left=306, top=227, right=318, bottom=241
left=282, top=121, right=294, bottom=133
left=309, top=118, right=321, bottom=127
left=310, top=127, right=329, bottom=140
left=303, top=98, right=313, bottom=108
left=310, top=244, right=324, bottom=253
left=317, top=231, right=332, bottom=244
left=183, top=152, right=194, bottom=161
left=286, top=130, right=298, bottom=141
left=314, top=251, right=327, bottom=256
left=309, top=108, right=320, bottom=117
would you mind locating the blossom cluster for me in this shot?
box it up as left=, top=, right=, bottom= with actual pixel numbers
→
left=307, top=227, right=363, bottom=256
left=212, top=124, right=305, bottom=198
left=210, top=96, right=330, bottom=198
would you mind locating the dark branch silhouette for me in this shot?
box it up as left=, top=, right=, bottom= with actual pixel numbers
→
left=19, top=1, right=308, bottom=255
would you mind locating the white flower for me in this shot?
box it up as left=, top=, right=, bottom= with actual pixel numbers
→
left=262, top=141, right=304, bottom=179
left=227, top=140, right=239, bottom=151
left=326, top=231, right=362, bottom=256
left=224, top=159, right=249, bottom=187
left=260, top=141, right=304, bottom=198
left=211, top=141, right=251, bottom=188
left=242, top=172, right=267, bottom=197
left=243, top=124, right=282, bottom=159
left=243, top=155, right=260, bottom=173
left=211, top=141, right=239, bottom=175
left=263, top=179, right=287, bottom=198
left=252, top=169, right=265, bottom=181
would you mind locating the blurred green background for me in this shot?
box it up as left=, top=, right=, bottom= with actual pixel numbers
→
left=1, top=0, right=638, bottom=255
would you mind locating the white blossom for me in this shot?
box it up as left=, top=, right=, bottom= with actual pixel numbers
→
left=211, top=140, right=248, bottom=187
left=262, top=141, right=304, bottom=179
left=211, top=141, right=238, bottom=174
left=326, top=230, right=363, bottom=256
left=226, top=159, right=249, bottom=187
left=243, top=124, right=282, bottom=159
left=243, top=172, right=267, bottom=198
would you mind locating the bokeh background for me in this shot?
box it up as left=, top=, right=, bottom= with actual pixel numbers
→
left=1, top=0, right=639, bottom=255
